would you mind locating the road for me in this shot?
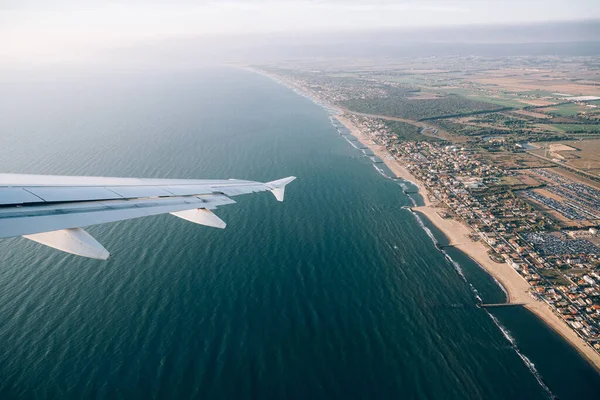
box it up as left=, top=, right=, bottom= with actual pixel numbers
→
left=338, top=108, right=453, bottom=141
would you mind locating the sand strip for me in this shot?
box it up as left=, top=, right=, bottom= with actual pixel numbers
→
left=336, top=114, right=600, bottom=373
left=249, top=68, right=600, bottom=372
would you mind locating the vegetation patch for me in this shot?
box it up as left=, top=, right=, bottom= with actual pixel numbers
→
left=343, top=95, right=506, bottom=121
left=549, top=124, right=600, bottom=134
left=544, top=103, right=587, bottom=117
left=383, top=120, right=442, bottom=142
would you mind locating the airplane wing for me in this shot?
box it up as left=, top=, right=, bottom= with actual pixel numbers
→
left=0, top=173, right=296, bottom=260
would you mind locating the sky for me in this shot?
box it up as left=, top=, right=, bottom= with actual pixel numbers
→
left=1, top=0, right=599, bottom=63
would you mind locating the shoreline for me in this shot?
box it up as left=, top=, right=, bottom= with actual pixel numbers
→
left=249, top=67, right=600, bottom=372
left=336, top=114, right=600, bottom=374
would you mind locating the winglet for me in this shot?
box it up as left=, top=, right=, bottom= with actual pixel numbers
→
left=265, top=176, right=296, bottom=202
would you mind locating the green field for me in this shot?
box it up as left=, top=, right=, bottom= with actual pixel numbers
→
left=436, top=87, right=474, bottom=95
left=544, top=103, right=585, bottom=116
left=498, top=176, right=525, bottom=186
left=538, top=269, right=571, bottom=286
left=516, top=89, right=559, bottom=97
left=378, top=75, right=430, bottom=85
left=548, top=124, right=600, bottom=133
left=465, top=95, right=525, bottom=108
left=437, top=88, right=525, bottom=108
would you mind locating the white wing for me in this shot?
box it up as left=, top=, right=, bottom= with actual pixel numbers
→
left=0, top=173, right=296, bottom=260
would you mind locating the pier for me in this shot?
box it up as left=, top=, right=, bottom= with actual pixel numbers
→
left=478, top=303, right=525, bottom=308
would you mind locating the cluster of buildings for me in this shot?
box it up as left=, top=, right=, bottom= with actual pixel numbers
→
left=273, top=67, right=600, bottom=352
left=344, top=115, right=403, bottom=140
left=279, top=73, right=390, bottom=103
left=364, top=132, right=600, bottom=352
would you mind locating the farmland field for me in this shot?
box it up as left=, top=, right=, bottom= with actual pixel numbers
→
left=543, top=103, right=587, bottom=116
left=549, top=124, right=600, bottom=133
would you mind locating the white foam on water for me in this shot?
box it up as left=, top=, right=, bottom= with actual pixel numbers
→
left=470, top=259, right=509, bottom=303
left=343, top=137, right=360, bottom=149
left=272, top=72, right=556, bottom=400
left=399, top=177, right=420, bottom=189
left=303, top=81, right=511, bottom=309
left=487, top=312, right=556, bottom=399
left=408, top=208, right=438, bottom=246
left=407, top=208, right=555, bottom=399
left=373, top=164, right=391, bottom=179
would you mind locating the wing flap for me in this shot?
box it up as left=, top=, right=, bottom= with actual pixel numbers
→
left=25, top=186, right=124, bottom=202
left=0, top=173, right=296, bottom=259
left=0, top=194, right=235, bottom=238
left=106, top=186, right=174, bottom=198
left=0, top=187, right=44, bottom=205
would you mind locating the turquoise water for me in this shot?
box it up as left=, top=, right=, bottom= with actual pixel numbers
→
left=0, top=66, right=598, bottom=399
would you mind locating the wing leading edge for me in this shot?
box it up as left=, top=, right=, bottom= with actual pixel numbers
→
left=0, top=174, right=296, bottom=260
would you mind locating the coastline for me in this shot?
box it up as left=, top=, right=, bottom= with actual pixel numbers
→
left=250, top=67, right=600, bottom=372
left=337, top=114, right=600, bottom=373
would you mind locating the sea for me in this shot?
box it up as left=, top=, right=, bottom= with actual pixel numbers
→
left=0, top=66, right=599, bottom=399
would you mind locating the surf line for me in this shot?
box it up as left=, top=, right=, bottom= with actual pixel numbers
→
left=405, top=207, right=555, bottom=399
left=288, top=77, right=557, bottom=399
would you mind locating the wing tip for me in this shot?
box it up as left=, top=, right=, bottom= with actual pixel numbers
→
left=266, top=176, right=296, bottom=202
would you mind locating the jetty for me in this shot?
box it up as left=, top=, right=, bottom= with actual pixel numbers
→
left=478, top=303, right=525, bottom=308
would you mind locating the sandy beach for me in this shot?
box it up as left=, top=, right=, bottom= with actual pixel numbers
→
left=336, top=114, right=600, bottom=372
left=250, top=68, right=600, bottom=371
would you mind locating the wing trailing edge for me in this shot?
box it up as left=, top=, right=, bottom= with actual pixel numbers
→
left=0, top=174, right=296, bottom=260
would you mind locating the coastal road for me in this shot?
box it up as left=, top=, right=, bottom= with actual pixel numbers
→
left=337, top=108, right=453, bottom=141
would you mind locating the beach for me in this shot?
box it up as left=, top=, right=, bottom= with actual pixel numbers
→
left=3, top=64, right=599, bottom=398
left=251, top=68, right=600, bottom=373
left=336, top=113, right=600, bottom=373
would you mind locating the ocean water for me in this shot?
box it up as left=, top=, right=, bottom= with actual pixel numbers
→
left=0, top=66, right=599, bottom=399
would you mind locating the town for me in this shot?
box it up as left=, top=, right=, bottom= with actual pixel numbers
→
left=346, top=113, right=600, bottom=353
left=256, top=57, right=600, bottom=356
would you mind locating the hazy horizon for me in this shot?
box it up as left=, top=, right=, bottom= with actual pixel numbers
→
left=2, top=1, right=600, bottom=66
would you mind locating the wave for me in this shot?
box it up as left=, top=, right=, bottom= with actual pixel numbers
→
left=407, top=208, right=555, bottom=398
left=487, top=312, right=556, bottom=399
left=327, top=116, right=423, bottom=209
left=396, top=182, right=417, bottom=207
left=408, top=208, right=485, bottom=302
left=372, top=164, right=391, bottom=179
left=271, top=69, right=556, bottom=400
left=408, top=207, right=437, bottom=244
left=344, top=137, right=361, bottom=150
left=470, top=260, right=510, bottom=303
left=399, top=177, right=419, bottom=190
left=287, top=75, right=514, bottom=311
